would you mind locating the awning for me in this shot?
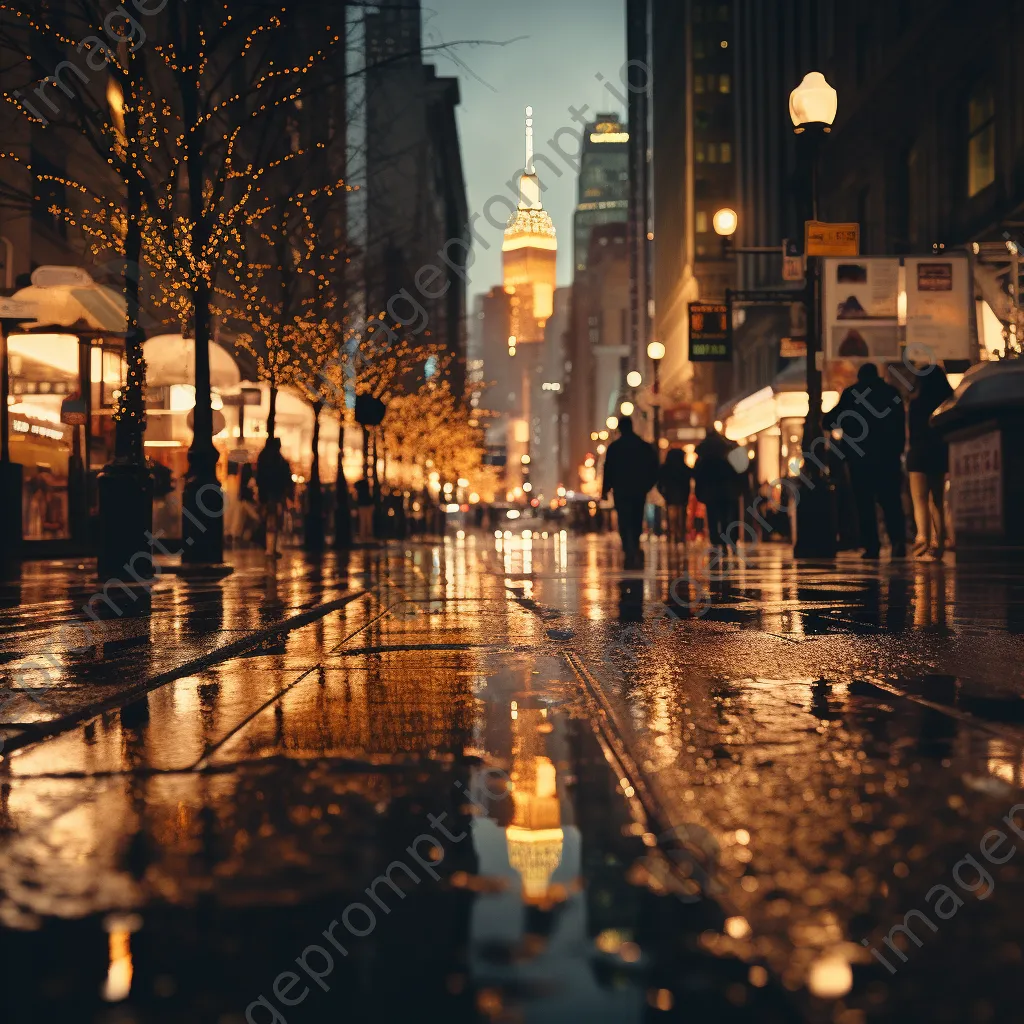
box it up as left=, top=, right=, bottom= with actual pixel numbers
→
left=144, top=334, right=241, bottom=391
left=720, top=362, right=840, bottom=441
left=11, top=279, right=127, bottom=334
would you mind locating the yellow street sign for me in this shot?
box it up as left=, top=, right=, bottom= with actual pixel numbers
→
left=805, top=221, right=860, bottom=257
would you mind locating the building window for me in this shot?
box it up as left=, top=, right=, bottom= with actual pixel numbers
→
left=707, top=143, right=719, bottom=163
left=693, top=5, right=703, bottom=22
left=718, top=4, right=729, bottom=21
left=720, top=141, right=732, bottom=163
left=695, top=142, right=706, bottom=163
left=694, top=75, right=705, bottom=94
left=694, top=37, right=705, bottom=60
left=696, top=210, right=709, bottom=233
left=718, top=73, right=731, bottom=94
left=968, top=85, right=996, bottom=197
left=907, top=144, right=920, bottom=245
left=856, top=22, right=872, bottom=86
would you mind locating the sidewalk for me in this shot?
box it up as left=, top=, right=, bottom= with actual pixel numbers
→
left=0, top=547, right=365, bottom=755
left=2, top=532, right=1023, bottom=1022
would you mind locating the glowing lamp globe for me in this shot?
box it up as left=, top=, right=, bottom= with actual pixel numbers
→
left=620, top=400, right=635, bottom=416
left=713, top=208, right=738, bottom=236
left=647, top=340, right=666, bottom=361
left=606, top=415, right=619, bottom=430
left=626, top=370, right=642, bottom=388
left=789, top=72, right=838, bottom=133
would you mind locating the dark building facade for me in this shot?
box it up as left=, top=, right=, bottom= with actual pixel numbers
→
left=565, top=223, right=630, bottom=486
left=574, top=115, right=630, bottom=274
left=642, top=0, right=739, bottom=418
left=364, top=1, right=469, bottom=393
left=728, top=0, right=1023, bottom=410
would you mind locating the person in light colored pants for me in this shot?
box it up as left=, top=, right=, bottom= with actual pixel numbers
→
left=906, top=366, right=953, bottom=560
left=909, top=472, right=946, bottom=558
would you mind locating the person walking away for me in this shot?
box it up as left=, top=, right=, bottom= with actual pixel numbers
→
left=823, top=362, right=907, bottom=559
left=256, top=438, right=293, bottom=558
left=601, top=414, right=659, bottom=569
left=657, top=447, right=693, bottom=546
left=907, top=364, right=953, bottom=559
left=355, top=476, right=374, bottom=543
left=694, top=428, right=742, bottom=554
left=238, top=463, right=259, bottom=546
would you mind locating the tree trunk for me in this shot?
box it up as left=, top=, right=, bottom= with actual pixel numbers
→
left=267, top=384, right=278, bottom=441
left=334, top=420, right=352, bottom=549
left=96, top=42, right=154, bottom=580
left=304, top=400, right=325, bottom=551
left=180, top=11, right=223, bottom=565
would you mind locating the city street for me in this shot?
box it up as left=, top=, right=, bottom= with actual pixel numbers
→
left=2, top=532, right=1023, bottom=1023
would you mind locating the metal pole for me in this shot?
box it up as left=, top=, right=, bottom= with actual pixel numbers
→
left=651, top=358, right=661, bottom=445
left=0, top=236, right=13, bottom=291
left=0, top=324, right=8, bottom=463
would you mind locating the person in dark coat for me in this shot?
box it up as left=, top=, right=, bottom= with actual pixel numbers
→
left=354, top=476, right=374, bottom=542
left=694, top=429, right=742, bottom=553
left=907, top=365, right=954, bottom=559
left=256, top=438, right=293, bottom=557
left=822, top=362, right=907, bottom=559
left=657, top=447, right=693, bottom=546
left=601, top=414, right=659, bottom=568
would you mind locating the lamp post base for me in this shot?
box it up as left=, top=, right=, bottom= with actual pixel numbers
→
left=96, top=459, right=154, bottom=581
left=792, top=471, right=837, bottom=560
left=182, top=445, right=225, bottom=566
left=0, top=461, right=23, bottom=579
left=304, top=490, right=325, bottom=552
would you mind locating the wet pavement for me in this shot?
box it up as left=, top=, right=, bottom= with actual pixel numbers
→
left=2, top=532, right=1024, bottom=1022
left=0, top=550, right=361, bottom=752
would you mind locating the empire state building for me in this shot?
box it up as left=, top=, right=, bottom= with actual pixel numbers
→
left=502, top=107, right=557, bottom=349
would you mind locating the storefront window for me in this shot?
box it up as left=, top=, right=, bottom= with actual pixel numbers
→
left=7, top=334, right=79, bottom=540
left=968, top=84, right=995, bottom=197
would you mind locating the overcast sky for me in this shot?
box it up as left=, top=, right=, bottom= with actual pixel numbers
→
left=421, top=0, right=627, bottom=299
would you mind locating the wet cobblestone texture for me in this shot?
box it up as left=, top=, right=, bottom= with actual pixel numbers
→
left=1, top=532, right=1022, bottom=1023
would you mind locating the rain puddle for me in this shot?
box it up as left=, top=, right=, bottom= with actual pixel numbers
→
left=0, top=641, right=797, bottom=1023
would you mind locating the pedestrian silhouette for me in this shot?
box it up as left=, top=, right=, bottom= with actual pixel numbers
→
left=601, top=415, right=659, bottom=569
left=823, top=362, right=907, bottom=559
left=694, top=428, right=742, bottom=554
left=657, top=447, right=693, bottom=547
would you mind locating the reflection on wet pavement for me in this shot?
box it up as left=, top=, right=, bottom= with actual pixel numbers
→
left=0, top=551, right=360, bottom=748
left=2, top=531, right=1024, bottom=1022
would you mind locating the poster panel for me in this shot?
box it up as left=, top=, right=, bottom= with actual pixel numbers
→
left=823, top=257, right=900, bottom=362
left=905, top=256, right=972, bottom=361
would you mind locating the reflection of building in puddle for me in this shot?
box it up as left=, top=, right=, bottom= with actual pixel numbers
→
left=987, top=738, right=1024, bottom=788
left=506, top=703, right=563, bottom=903
left=102, top=912, right=142, bottom=1002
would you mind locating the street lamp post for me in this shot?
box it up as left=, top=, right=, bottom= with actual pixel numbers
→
left=789, top=71, right=838, bottom=559
left=647, top=341, right=665, bottom=444
left=713, top=207, right=739, bottom=262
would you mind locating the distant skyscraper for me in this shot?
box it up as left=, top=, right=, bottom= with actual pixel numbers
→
left=502, top=107, right=557, bottom=347
left=363, top=1, right=469, bottom=390
left=573, top=114, right=629, bottom=273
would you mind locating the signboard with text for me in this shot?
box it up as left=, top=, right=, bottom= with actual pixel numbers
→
left=950, top=429, right=1003, bottom=536
left=822, top=257, right=901, bottom=361
left=905, top=256, right=972, bottom=360
left=688, top=303, right=732, bottom=362
left=805, top=221, right=860, bottom=257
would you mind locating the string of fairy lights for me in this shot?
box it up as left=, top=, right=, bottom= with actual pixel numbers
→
left=0, top=2, right=486, bottom=481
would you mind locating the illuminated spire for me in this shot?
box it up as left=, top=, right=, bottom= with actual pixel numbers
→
left=518, top=105, right=543, bottom=211
left=525, top=104, right=535, bottom=174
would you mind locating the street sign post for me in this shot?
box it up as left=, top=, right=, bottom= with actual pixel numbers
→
left=688, top=302, right=732, bottom=362
left=783, top=255, right=806, bottom=281
left=805, top=221, right=860, bottom=257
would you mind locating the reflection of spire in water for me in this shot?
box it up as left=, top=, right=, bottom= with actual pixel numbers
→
left=505, top=703, right=563, bottom=904
left=102, top=913, right=142, bottom=1002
